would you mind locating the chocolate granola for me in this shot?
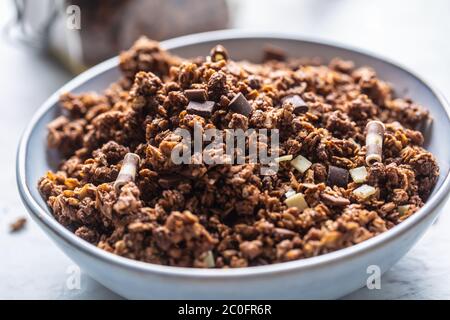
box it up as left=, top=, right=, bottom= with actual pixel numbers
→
left=38, top=37, right=439, bottom=268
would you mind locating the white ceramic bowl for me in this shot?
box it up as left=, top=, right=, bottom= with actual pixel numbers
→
left=17, top=30, right=450, bottom=299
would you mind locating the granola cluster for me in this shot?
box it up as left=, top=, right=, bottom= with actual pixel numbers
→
left=38, top=37, right=439, bottom=268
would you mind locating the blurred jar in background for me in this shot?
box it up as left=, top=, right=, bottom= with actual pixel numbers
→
left=8, top=0, right=229, bottom=73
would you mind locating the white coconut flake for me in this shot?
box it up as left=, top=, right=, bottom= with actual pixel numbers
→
left=284, top=188, right=297, bottom=199
left=203, top=250, right=215, bottom=268
left=349, top=166, right=368, bottom=183
left=291, top=155, right=312, bottom=173
left=353, top=184, right=376, bottom=199
left=398, top=205, right=410, bottom=216
left=284, top=193, right=309, bottom=211
left=274, top=155, right=293, bottom=163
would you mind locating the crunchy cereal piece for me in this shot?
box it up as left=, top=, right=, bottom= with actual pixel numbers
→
left=119, top=36, right=180, bottom=79
left=210, top=45, right=229, bottom=62
left=10, top=217, right=27, bottom=233
left=207, top=71, right=227, bottom=100
left=321, top=193, right=350, bottom=207
left=240, top=240, right=263, bottom=259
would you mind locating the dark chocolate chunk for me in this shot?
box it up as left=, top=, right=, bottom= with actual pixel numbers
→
left=263, top=45, right=286, bottom=62
left=282, top=95, right=308, bottom=114
left=327, top=165, right=349, bottom=187
left=185, top=89, right=207, bottom=102
left=186, top=100, right=215, bottom=117
left=210, top=44, right=229, bottom=62
left=229, top=93, right=252, bottom=116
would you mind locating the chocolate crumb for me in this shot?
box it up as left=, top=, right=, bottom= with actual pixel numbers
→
left=10, top=217, right=26, bottom=233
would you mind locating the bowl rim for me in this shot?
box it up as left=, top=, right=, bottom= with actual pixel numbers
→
left=16, top=29, right=450, bottom=279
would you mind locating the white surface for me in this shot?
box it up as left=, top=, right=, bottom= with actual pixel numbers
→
left=1, top=0, right=449, bottom=299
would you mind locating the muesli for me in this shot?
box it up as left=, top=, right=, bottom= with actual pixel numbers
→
left=38, top=37, right=439, bottom=268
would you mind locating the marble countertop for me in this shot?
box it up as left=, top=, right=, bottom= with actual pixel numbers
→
left=1, top=0, right=449, bottom=299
